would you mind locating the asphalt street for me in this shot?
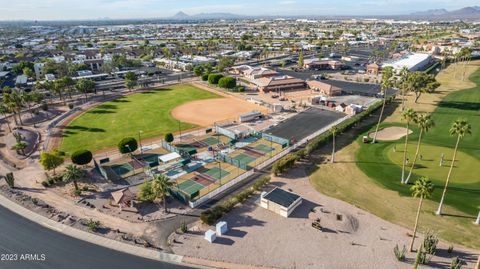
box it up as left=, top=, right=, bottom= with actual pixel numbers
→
left=0, top=205, right=194, bottom=269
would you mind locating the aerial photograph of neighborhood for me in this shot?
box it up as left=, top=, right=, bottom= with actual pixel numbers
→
left=0, top=0, right=479, bottom=268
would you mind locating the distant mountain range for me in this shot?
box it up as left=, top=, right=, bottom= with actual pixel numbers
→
left=408, top=6, right=480, bottom=19
left=168, top=6, right=480, bottom=21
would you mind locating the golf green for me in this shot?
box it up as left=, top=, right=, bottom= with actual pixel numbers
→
left=60, top=85, right=221, bottom=154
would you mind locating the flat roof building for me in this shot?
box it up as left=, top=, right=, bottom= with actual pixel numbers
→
left=260, top=187, right=302, bottom=218
left=382, top=53, right=432, bottom=72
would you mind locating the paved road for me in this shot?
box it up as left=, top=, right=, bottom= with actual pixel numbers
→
left=0, top=205, right=194, bottom=269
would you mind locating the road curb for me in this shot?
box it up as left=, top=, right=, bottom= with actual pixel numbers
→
left=0, top=193, right=184, bottom=265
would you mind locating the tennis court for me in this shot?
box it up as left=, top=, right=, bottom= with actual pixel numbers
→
left=233, top=153, right=257, bottom=164
left=177, top=179, right=204, bottom=197
left=202, top=136, right=220, bottom=146
left=243, top=147, right=264, bottom=158
left=110, top=163, right=134, bottom=176
left=204, top=166, right=230, bottom=180
left=253, top=144, right=274, bottom=154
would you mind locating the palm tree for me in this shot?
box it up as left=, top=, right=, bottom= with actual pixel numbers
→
left=151, top=174, right=174, bottom=213
left=11, top=141, right=27, bottom=155
left=404, top=113, right=434, bottom=184
left=436, top=119, right=471, bottom=215
left=475, top=207, right=480, bottom=225
left=398, top=67, right=410, bottom=111
left=3, top=90, right=24, bottom=126
left=330, top=126, right=338, bottom=163
left=401, top=109, right=417, bottom=183
left=0, top=103, right=12, bottom=132
left=371, top=66, right=393, bottom=144
left=62, top=164, right=83, bottom=191
left=409, top=177, right=434, bottom=252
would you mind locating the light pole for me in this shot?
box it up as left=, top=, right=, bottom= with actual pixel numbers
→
left=138, top=130, right=143, bottom=154
left=268, top=133, right=273, bottom=158
left=178, top=121, right=182, bottom=141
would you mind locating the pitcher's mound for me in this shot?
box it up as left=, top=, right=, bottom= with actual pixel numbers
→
left=369, top=127, right=412, bottom=141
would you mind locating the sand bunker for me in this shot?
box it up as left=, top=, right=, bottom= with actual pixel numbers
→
left=171, top=97, right=269, bottom=126
left=369, top=127, right=412, bottom=141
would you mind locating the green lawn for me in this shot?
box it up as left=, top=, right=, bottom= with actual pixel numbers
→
left=60, top=84, right=221, bottom=154
left=356, top=70, right=480, bottom=215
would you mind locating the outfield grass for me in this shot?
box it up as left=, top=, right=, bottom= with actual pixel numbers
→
left=309, top=61, right=480, bottom=249
left=60, top=84, right=221, bottom=154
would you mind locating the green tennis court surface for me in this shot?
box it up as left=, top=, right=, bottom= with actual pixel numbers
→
left=205, top=167, right=230, bottom=180
left=233, top=153, right=257, bottom=164
left=141, top=154, right=160, bottom=163
left=254, top=144, right=274, bottom=153
left=202, top=137, right=220, bottom=146
left=110, top=163, right=133, bottom=176
left=177, top=179, right=204, bottom=196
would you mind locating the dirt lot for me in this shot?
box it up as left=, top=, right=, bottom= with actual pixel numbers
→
left=171, top=97, right=269, bottom=126
left=171, top=168, right=477, bottom=269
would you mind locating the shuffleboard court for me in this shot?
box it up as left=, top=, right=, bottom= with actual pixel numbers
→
left=266, top=107, right=344, bottom=142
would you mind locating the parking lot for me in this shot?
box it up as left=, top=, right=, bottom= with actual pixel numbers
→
left=265, top=107, right=345, bottom=142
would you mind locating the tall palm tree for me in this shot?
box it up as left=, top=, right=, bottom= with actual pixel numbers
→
left=371, top=66, right=393, bottom=144
left=401, top=109, right=417, bottom=183
left=436, top=119, right=471, bottom=215
left=409, top=177, right=434, bottom=252
left=330, top=126, right=338, bottom=163
left=62, top=164, right=83, bottom=191
left=475, top=207, right=480, bottom=225
left=0, top=103, right=12, bottom=132
left=4, top=90, right=24, bottom=126
left=398, top=67, right=410, bottom=111
left=151, top=174, right=174, bottom=213
left=404, top=113, right=434, bottom=184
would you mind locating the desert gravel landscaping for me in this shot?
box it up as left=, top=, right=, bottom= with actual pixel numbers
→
left=170, top=168, right=477, bottom=269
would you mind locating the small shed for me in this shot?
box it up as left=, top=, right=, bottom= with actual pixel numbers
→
left=216, top=221, right=228, bottom=236
left=111, top=188, right=136, bottom=210
left=204, top=229, right=216, bottom=243
left=260, top=187, right=302, bottom=218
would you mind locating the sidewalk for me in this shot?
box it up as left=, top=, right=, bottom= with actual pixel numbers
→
left=0, top=193, right=184, bottom=265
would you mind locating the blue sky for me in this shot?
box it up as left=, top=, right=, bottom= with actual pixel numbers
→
left=0, top=0, right=478, bottom=20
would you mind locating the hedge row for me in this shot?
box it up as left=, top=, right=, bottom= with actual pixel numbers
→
left=271, top=97, right=393, bottom=175
left=200, top=176, right=271, bottom=225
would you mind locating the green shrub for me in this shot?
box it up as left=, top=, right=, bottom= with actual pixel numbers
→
left=201, top=74, right=209, bottom=81
left=73, top=189, right=82, bottom=197
left=208, top=74, right=223, bottom=85
left=450, top=257, right=466, bottom=269
left=71, top=149, right=93, bottom=165
left=164, top=133, right=174, bottom=143
left=41, top=181, right=50, bottom=187
left=47, top=177, right=55, bottom=185
left=393, top=244, right=406, bottom=261
left=180, top=221, right=188, bottom=233
left=86, top=219, right=100, bottom=232
left=218, top=76, right=236, bottom=89
left=68, top=103, right=74, bottom=109
left=118, top=137, right=138, bottom=154
left=422, top=230, right=438, bottom=255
